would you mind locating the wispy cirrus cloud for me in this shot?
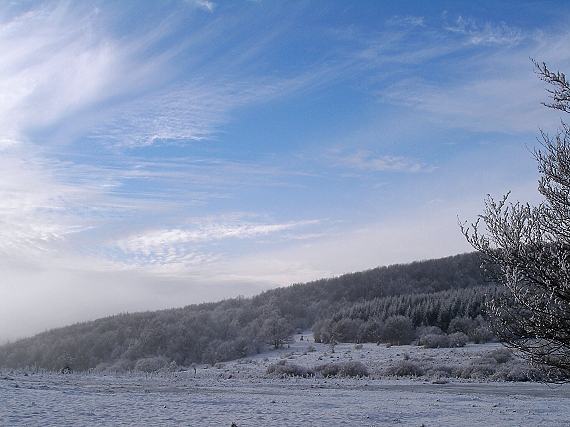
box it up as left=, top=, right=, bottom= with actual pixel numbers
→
left=0, top=1, right=269, bottom=149
left=0, top=3, right=555, bottom=263
left=115, top=219, right=320, bottom=267
left=193, top=0, right=216, bottom=13
left=94, top=77, right=292, bottom=147
left=0, top=3, right=133, bottom=144
left=357, top=16, right=570, bottom=134
left=0, top=147, right=95, bottom=255
left=444, top=16, right=525, bottom=45
left=327, top=149, right=436, bottom=174
left=0, top=1, right=333, bottom=262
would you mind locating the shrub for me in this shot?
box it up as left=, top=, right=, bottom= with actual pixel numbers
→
left=491, top=361, right=547, bottom=382
left=425, top=365, right=453, bottom=378
left=93, top=358, right=132, bottom=374
left=470, top=325, right=495, bottom=344
left=312, top=319, right=333, bottom=343
left=266, top=361, right=315, bottom=378
left=448, top=332, right=468, bottom=347
left=448, top=317, right=475, bottom=335
left=489, top=348, right=512, bottom=364
left=383, top=360, right=424, bottom=377
left=419, top=331, right=467, bottom=348
left=456, top=360, right=496, bottom=379
left=315, top=361, right=369, bottom=378
left=358, top=320, right=384, bottom=343
left=133, top=356, right=169, bottom=373
left=420, top=334, right=450, bottom=349
left=418, top=326, right=444, bottom=336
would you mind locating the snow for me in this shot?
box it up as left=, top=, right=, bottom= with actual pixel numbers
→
left=2, top=334, right=570, bottom=426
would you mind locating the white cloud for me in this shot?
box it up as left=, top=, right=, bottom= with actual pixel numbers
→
left=0, top=146, right=94, bottom=255
left=95, top=81, right=247, bottom=146
left=345, top=14, right=570, bottom=136
left=327, top=149, right=436, bottom=173
left=152, top=196, right=487, bottom=292
left=445, top=16, right=524, bottom=45
left=0, top=2, right=252, bottom=149
left=0, top=3, right=129, bottom=142
left=190, top=0, right=216, bottom=13
left=381, top=47, right=568, bottom=134
left=115, top=219, right=320, bottom=267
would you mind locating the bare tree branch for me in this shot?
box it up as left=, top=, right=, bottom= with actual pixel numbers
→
left=463, top=61, right=570, bottom=381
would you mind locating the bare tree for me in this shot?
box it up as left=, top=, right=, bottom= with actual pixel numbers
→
left=462, top=61, right=570, bottom=381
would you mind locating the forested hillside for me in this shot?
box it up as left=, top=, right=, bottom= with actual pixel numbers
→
left=0, top=252, right=495, bottom=372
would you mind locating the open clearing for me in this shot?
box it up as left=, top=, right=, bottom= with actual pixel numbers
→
left=2, top=334, right=570, bottom=426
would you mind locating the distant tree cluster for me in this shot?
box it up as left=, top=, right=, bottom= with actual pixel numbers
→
left=312, top=287, right=495, bottom=346
left=0, top=298, right=292, bottom=372
left=0, top=253, right=491, bottom=372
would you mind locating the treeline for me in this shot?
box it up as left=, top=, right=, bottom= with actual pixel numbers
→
left=0, top=252, right=494, bottom=372
left=312, top=286, right=496, bottom=345
left=0, top=299, right=294, bottom=372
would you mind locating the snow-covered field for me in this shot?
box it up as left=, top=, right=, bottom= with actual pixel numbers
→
left=2, top=334, right=570, bottom=426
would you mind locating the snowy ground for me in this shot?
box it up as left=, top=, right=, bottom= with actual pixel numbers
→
left=2, top=334, right=570, bottom=426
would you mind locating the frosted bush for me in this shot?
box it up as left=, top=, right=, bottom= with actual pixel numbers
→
left=491, top=361, right=547, bottom=382
left=418, top=326, right=444, bottom=336
left=384, top=360, right=425, bottom=377
left=448, top=332, right=468, bottom=347
left=420, top=334, right=450, bottom=348
left=419, top=331, right=468, bottom=348
left=451, top=348, right=518, bottom=380
left=425, top=365, right=453, bottom=378
left=489, top=348, right=512, bottom=364
left=315, top=361, right=369, bottom=378
left=470, top=326, right=495, bottom=344
left=133, top=356, right=169, bottom=373
left=266, top=361, right=315, bottom=378
left=383, top=316, right=415, bottom=345
left=456, top=358, right=497, bottom=379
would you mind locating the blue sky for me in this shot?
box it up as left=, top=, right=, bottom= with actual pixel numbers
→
left=1, top=0, right=570, bottom=341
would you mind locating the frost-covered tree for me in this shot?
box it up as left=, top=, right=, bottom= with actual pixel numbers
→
left=383, top=315, right=415, bottom=346
left=463, top=61, right=570, bottom=380
left=260, top=316, right=294, bottom=349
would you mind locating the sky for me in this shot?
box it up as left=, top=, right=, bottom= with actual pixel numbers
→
left=2, top=0, right=570, bottom=342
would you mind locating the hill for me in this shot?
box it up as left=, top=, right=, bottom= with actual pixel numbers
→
left=0, top=252, right=495, bottom=372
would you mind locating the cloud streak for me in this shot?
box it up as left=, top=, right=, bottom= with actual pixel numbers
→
left=115, top=219, right=320, bottom=267
left=327, top=149, right=436, bottom=173
left=0, top=3, right=132, bottom=144
left=190, top=0, right=216, bottom=13
left=445, top=16, right=525, bottom=45
left=345, top=13, right=568, bottom=135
